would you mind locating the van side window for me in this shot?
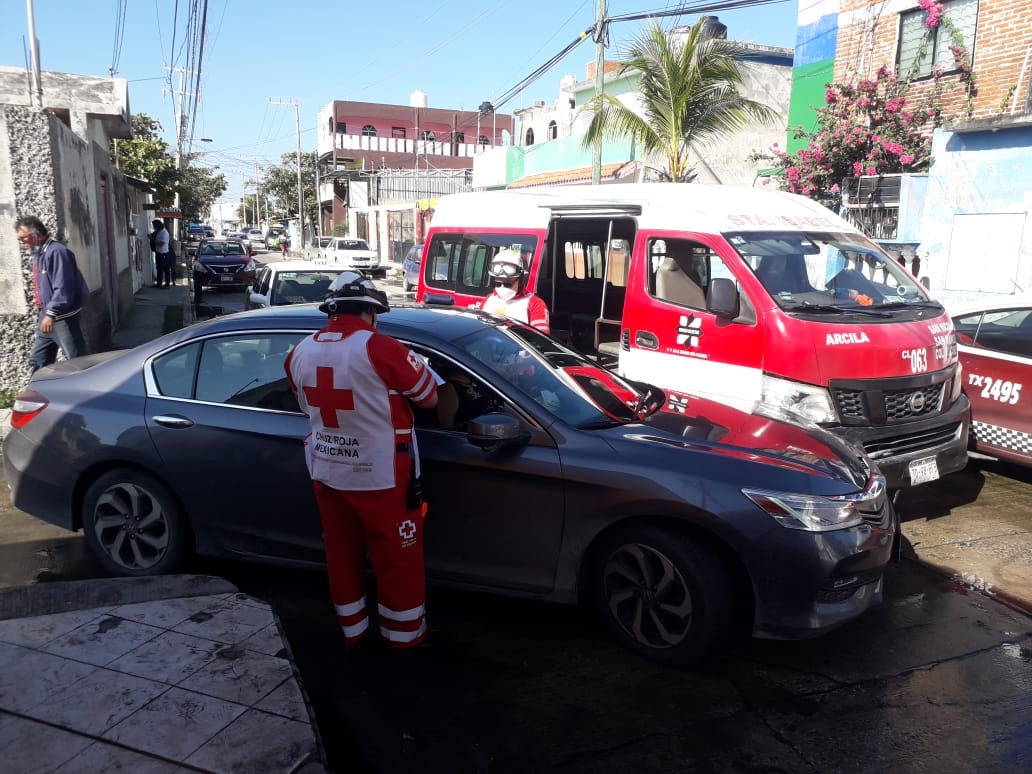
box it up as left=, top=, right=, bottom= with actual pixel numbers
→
left=563, top=239, right=630, bottom=285
left=648, top=238, right=712, bottom=310
left=424, top=234, right=539, bottom=297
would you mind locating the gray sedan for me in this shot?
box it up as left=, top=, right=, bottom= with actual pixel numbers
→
left=3, top=304, right=896, bottom=664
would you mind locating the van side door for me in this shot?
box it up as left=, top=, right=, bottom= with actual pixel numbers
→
left=620, top=232, right=765, bottom=411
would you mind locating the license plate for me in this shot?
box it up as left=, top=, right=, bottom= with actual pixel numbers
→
left=221, top=275, right=235, bottom=282
left=909, top=456, right=939, bottom=485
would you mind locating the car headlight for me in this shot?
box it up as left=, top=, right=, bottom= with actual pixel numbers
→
left=743, top=487, right=870, bottom=532
left=244, top=259, right=257, bottom=271
left=760, top=374, right=837, bottom=424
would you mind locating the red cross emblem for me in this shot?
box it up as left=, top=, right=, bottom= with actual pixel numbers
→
left=302, top=366, right=355, bottom=428
left=399, top=519, right=417, bottom=540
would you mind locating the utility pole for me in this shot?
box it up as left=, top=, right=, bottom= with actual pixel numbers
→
left=25, top=0, right=43, bottom=107
left=270, top=98, right=303, bottom=250
left=592, top=0, right=608, bottom=185
left=164, top=64, right=193, bottom=239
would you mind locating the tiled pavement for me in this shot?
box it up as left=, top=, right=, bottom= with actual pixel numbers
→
left=0, top=576, right=327, bottom=773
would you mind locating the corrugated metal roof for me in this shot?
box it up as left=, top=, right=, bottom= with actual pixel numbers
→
left=507, top=161, right=637, bottom=189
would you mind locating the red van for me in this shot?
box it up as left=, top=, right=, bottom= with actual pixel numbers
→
left=417, top=183, right=970, bottom=488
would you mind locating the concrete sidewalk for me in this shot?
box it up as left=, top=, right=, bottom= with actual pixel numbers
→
left=0, top=576, right=326, bottom=773
left=0, top=283, right=327, bottom=773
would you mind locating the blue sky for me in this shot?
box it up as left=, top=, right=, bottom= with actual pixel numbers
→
left=2, top=1, right=798, bottom=201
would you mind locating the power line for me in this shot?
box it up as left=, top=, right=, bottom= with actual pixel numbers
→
left=109, top=0, right=128, bottom=76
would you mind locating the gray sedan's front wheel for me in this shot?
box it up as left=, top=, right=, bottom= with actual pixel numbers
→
left=82, top=469, right=190, bottom=576
left=590, top=524, right=735, bottom=665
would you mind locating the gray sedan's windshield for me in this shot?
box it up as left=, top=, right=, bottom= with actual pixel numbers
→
left=459, top=321, right=642, bottom=426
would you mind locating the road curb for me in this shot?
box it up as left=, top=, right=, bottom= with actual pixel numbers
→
left=0, top=573, right=237, bottom=620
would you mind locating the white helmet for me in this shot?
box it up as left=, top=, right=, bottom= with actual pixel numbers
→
left=319, top=271, right=390, bottom=314
left=487, top=247, right=526, bottom=281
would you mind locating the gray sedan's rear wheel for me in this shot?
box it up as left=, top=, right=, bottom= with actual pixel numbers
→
left=590, top=524, right=735, bottom=664
left=82, top=469, right=190, bottom=576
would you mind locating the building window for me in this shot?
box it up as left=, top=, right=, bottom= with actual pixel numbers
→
left=361, top=124, right=377, bottom=137
left=548, top=120, right=557, bottom=140
left=421, top=130, right=434, bottom=141
left=898, top=0, right=978, bottom=79
left=454, top=131, right=465, bottom=143
left=335, top=120, right=346, bottom=134
left=392, top=127, right=406, bottom=139
left=525, top=128, right=535, bottom=146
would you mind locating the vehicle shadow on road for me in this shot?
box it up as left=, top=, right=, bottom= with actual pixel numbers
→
left=893, top=460, right=986, bottom=521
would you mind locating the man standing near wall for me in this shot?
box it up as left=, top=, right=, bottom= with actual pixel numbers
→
left=151, top=218, right=172, bottom=288
left=14, top=216, right=90, bottom=372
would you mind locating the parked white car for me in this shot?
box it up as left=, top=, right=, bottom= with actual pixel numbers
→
left=304, top=236, right=332, bottom=262
left=324, top=237, right=381, bottom=276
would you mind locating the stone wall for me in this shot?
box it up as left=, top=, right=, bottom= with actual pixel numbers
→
left=0, top=106, right=132, bottom=388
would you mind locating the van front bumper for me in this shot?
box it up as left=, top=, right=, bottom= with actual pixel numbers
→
left=833, top=394, right=971, bottom=489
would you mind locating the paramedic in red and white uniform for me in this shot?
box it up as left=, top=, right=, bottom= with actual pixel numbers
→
left=285, top=272, right=439, bottom=651
left=481, top=247, right=550, bottom=333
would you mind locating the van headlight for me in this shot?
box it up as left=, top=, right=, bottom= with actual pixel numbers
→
left=760, top=374, right=837, bottom=424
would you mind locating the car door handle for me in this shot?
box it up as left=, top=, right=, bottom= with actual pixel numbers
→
left=152, top=415, right=195, bottom=428
left=635, top=331, right=659, bottom=349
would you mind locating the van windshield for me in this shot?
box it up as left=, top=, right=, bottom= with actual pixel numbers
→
left=727, top=231, right=936, bottom=311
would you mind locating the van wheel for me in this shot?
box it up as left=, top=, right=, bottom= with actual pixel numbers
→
left=82, top=469, right=191, bottom=576
left=589, top=523, right=735, bottom=664
left=403, top=278, right=413, bottom=292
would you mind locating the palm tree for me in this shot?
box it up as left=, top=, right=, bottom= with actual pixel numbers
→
left=581, top=20, right=780, bottom=182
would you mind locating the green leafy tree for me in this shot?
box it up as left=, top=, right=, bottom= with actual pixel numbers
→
left=111, top=114, right=178, bottom=206
left=262, top=151, right=318, bottom=229
left=581, top=19, right=779, bottom=182
left=178, top=159, right=227, bottom=225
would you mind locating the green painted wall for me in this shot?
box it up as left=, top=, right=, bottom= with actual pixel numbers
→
left=786, top=59, right=833, bottom=154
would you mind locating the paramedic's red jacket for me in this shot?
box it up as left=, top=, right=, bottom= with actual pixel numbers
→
left=284, top=314, right=438, bottom=490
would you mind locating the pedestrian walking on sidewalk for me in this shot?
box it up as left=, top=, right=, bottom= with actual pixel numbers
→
left=15, top=215, right=90, bottom=372
left=285, top=272, right=440, bottom=652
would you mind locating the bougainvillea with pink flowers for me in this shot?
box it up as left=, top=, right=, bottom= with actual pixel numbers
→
left=753, top=0, right=979, bottom=207
left=752, top=65, right=945, bottom=206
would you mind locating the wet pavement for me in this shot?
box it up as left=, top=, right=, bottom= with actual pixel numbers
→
left=1, top=267, right=1031, bottom=772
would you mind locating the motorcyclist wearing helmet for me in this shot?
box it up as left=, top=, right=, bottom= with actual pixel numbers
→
left=481, top=246, right=550, bottom=334
left=285, top=271, right=440, bottom=652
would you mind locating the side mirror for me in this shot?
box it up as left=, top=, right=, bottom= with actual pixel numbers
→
left=467, top=414, right=530, bottom=451
left=707, top=277, right=740, bottom=319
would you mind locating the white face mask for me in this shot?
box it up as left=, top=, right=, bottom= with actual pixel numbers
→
left=494, top=285, right=516, bottom=302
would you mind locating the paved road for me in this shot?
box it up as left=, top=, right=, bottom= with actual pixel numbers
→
left=3, top=455, right=1031, bottom=773
left=3, top=266, right=1032, bottom=772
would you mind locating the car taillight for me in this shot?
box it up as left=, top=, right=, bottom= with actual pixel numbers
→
left=11, top=389, right=48, bottom=429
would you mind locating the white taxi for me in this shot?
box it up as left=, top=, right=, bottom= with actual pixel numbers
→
left=245, top=261, right=345, bottom=310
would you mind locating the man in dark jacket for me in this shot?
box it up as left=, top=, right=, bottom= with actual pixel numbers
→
left=15, top=216, right=90, bottom=372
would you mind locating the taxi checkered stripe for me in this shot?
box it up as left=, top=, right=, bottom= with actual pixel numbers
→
left=972, top=420, right=1032, bottom=456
